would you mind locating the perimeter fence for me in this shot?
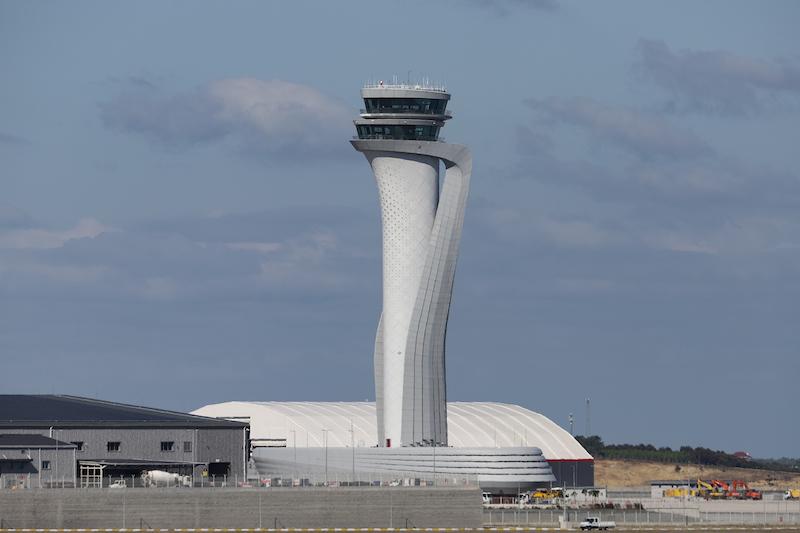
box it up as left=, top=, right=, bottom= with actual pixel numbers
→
left=483, top=506, right=800, bottom=526
left=1, top=472, right=481, bottom=490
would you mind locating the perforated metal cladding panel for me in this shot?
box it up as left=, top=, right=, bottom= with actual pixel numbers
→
left=368, top=153, right=439, bottom=447
left=348, top=140, right=472, bottom=448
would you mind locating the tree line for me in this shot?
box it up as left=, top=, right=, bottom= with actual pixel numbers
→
left=575, top=435, right=799, bottom=472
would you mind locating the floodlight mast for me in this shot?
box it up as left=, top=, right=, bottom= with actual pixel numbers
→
left=351, top=79, right=471, bottom=449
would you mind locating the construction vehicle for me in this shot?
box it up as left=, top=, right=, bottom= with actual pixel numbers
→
left=732, top=480, right=762, bottom=500
left=532, top=487, right=564, bottom=500
left=712, top=479, right=734, bottom=498
left=664, top=487, right=696, bottom=498
left=783, top=489, right=800, bottom=500
left=696, top=479, right=715, bottom=498
left=696, top=479, right=762, bottom=500
left=141, top=469, right=191, bottom=488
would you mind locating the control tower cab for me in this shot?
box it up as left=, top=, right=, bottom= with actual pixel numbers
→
left=354, top=81, right=451, bottom=142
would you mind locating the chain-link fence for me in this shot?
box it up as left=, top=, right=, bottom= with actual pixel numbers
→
left=3, top=471, right=480, bottom=490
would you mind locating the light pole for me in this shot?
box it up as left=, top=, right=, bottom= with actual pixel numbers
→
left=53, top=428, right=58, bottom=487
left=290, top=429, right=297, bottom=481
left=433, top=442, right=436, bottom=487
left=321, top=429, right=328, bottom=486
left=585, top=398, right=591, bottom=436
left=349, top=420, right=355, bottom=484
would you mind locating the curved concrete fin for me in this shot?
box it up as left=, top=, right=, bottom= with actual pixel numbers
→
left=401, top=144, right=471, bottom=447
left=373, top=313, right=385, bottom=446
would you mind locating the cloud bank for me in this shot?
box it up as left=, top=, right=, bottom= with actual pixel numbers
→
left=463, top=0, right=558, bottom=14
left=100, top=78, right=353, bottom=157
left=524, top=96, right=711, bottom=159
left=636, top=39, right=800, bottom=115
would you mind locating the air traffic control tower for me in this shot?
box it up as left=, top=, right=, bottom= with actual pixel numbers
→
left=195, top=83, right=562, bottom=492
left=351, top=81, right=472, bottom=449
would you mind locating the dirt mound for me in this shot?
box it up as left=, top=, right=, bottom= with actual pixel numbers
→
left=595, top=459, right=800, bottom=489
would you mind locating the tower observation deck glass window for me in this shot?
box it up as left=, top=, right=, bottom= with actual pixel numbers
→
left=364, top=98, right=447, bottom=115
left=356, top=124, right=440, bottom=141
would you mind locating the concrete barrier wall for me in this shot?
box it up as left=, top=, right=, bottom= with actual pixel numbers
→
left=0, top=487, right=481, bottom=529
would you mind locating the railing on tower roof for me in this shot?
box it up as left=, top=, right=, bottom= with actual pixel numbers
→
left=363, top=81, right=448, bottom=93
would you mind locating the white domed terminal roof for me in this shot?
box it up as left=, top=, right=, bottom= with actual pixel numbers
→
left=192, top=401, right=591, bottom=461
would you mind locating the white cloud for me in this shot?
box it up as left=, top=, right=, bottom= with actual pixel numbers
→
left=536, top=216, right=617, bottom=247
left=225, top=241, right=283, bottom=254
left=645, top=216, right=800, bottom=255
left=483, top=207, right=620, bottom=248
left=461, top=0, right=557, bottom=15
left=141, top=277, right=179, bottom=300
left=524, top=96, right=711, bottom=159
left=636, top=39, right=800, bottom=115
left=0, top=218, right=111, bottom=250
left=100, top=78, right=353, bottom=157
left=209, top=78, right=351, bottom=138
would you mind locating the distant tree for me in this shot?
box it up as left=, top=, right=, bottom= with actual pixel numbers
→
left=573, top=436, right=798, bottom=473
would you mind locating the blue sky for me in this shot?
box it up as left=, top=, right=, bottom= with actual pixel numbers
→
left=1, top=0, right=798, bottom=457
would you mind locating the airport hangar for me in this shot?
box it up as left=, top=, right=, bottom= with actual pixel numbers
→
left=194, top=401, right=594, bottom=489
left=0, top=395, right=248, bottom=488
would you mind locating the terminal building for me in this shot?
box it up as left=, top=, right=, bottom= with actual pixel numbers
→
left=0, top=395, right=248, bottom=488
left=193, top=401, right=594, bottom=490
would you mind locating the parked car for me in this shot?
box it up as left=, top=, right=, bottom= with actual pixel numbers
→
left=580, top=516, right=616, bottom=530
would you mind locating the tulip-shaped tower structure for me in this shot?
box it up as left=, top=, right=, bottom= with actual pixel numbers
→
left=202, top=83, right=559, bottom=492
left=351, top=82, right=471, bottom=448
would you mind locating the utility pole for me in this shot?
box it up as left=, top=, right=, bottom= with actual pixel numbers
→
left=569, top=413, right=574, bottom=436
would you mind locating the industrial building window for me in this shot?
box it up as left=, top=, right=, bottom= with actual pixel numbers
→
left=183, top=441, right=192, bottom=453
left=160, top=441, right=175, bottom=452
left=71, top=441, right=84, bottom=451
left=107, top=441, right=121, bottom=452
left=42, top=460, right=51, bottom=470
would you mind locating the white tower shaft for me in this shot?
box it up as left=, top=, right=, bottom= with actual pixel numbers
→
left=370, top=153, right=440, bottom=446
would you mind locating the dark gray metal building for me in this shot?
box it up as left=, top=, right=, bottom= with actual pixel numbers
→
left=0, top=395, right=248, bottom=487
left=0, top=434, right=77, bottom=489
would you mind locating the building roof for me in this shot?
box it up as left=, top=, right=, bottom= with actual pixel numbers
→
left=0, top=395, right=247, bottom=429
left=0, top=434, right=75, bottom=448
left=79, top=459, right=206, bottom=467
left=191, top=401, right=592, bottom=461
